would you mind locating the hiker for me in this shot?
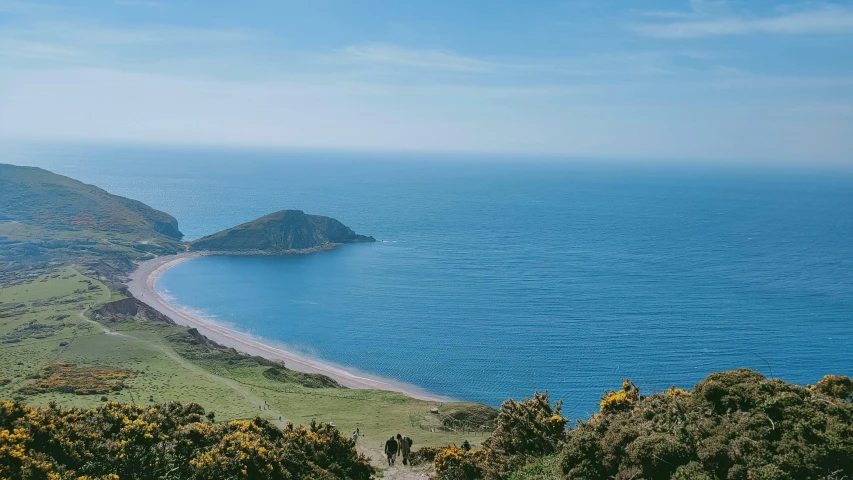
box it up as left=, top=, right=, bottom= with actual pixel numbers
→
left=396, top=433, right=412, bottom=465
left=384, top=436, right=398, bottom=466
left=461, top=439, right=471, bottom=451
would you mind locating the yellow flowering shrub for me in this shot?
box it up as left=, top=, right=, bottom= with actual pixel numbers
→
left=0, top=400, right=373, bottom=480
left=434, top=446, right=489, bottom=480
left=18, top=362, right=136, bottom=395
left=599, top=379, right=640, bottom=414
left=664, top=386, right=691, bottom=398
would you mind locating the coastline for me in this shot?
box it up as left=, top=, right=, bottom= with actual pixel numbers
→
left=126, top=252, right=454, bottom=403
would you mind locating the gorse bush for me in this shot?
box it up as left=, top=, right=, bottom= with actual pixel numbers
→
left=435, top=391, right=567, bottom=480
left=0, top=400, right=372, bottom=480
left=18, top=362, right=136, bottom=395
left=813, top=374, right=853, bottom=401
left=433, top=370, right=853, bottom=480
left=434, top=447, right=488, bottom=480
left=598, top=379, right=640, bottom=414
left=561, top=369, right=853, bottom=480
left=408, top=445, right=446, bottom=466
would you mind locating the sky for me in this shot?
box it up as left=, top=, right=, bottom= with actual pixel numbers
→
left=0, top=0, right=852, bottom=165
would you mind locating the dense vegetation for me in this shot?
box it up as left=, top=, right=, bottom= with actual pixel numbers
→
left=433, top=370, right=853, bottom=480
left=0, top=400, right=372, bottom=479
left=188, top=209, right=374, bottom=252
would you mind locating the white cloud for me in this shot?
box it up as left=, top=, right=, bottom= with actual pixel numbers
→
left=634, top=4, right=853, bottom=38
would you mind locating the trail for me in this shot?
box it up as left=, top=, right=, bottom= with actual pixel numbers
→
left=153, top=343, right=287, bottom=425
left=72, top=267, right=287, bottom=425
left=381, top=466, right=431, bottom=480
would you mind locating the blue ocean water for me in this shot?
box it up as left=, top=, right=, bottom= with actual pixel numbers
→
left=6, top=143, right=853, bottom=417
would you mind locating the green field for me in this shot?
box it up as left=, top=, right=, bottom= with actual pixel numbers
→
left=0, top=266, right=490, bottom=475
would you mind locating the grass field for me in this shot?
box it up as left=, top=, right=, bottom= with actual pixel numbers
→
left=0, top=266, right=489, bottom=474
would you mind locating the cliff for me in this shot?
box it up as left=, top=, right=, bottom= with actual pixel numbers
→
left=188, top=209, right=375, bottom=253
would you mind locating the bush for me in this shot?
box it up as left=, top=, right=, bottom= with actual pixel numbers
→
left=560, top=370, right=853, bottom=480
left=18, top=362, right=136, bottom=395
left=508, top=455, right=560, bottom=480
left=409, top=445, right=446, bottom=466
left=0, top=400, right=373, bottom=480
left=481, top=391, right=567, bottom=479
left=435, top=447, right=488, bottom=480
left=814, top=374, right=853, bottom=401
left=599, top=379, right=639, bottom=414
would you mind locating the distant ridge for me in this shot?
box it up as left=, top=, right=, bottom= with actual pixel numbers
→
left=0, top=163, right=183, bottom=280
left=0, top=164, right=182, bottom=240
left=189, top=209, right=375, bottom=253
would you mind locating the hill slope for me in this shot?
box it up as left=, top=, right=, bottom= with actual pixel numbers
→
left=189, top=209, right=374, bottom=252
left=0, top=163, right=183, bottom=281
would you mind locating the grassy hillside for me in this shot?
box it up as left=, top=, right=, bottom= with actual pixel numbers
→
left=0, top=164, right=183, bottom=284
left=0, top=267, right=494, bottom=474
left=0, top=164, right=491, bottom=477
left=189, top=209, right=375, bottom=252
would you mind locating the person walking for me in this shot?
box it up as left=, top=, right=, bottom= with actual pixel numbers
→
left=396, top=433, right=412, bottom=466
left=384, top=436, right=398, bottom=466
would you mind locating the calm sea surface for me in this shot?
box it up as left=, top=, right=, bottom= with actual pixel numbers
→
left=5, top=143, right=852, bottom=417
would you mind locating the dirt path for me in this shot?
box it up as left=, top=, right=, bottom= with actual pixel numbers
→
left=152, top=343, right=287, bottom=425
left=73, top=267, right=287, bottom=425
left=381, top=466, right=431, bottom=480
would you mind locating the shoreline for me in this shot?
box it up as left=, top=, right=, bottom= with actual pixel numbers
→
left=125, top=251, right=454, bottom=403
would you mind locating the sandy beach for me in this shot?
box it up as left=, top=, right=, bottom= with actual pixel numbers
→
left=126, top=252, right=453, bottom=403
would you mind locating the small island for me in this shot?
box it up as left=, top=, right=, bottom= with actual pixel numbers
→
left=189, top=209, right=375, bottom=253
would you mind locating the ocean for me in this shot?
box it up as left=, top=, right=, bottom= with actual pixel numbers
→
left=5, top=142, right=852, bottom=417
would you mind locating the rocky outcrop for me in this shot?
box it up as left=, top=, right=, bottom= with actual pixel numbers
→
left=91, top=297, right=175, bottom=325
left=188, top=210, right=374, bottom=253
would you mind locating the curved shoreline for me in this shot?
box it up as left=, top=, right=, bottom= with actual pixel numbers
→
left=126, top=252, right=454, bottom=403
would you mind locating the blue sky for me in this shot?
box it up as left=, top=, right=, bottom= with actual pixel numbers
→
left=1, top=0, right=852, bottom=165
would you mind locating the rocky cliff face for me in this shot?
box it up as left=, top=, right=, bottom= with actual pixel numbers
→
left=188, top=210, right=374, bottom=253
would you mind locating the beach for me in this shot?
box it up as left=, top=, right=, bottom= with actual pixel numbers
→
left=126, top=253, right=453, bottom=403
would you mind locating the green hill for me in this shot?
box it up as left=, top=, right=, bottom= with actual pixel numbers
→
left=189, top=209, right=375, bottom=253
left=0, top=164, right=183, bottom=282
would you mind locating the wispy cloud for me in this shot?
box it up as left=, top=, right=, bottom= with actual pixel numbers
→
left=0, top=39, right=85, bottom=61
left=634, top=4, right=853, bottom=38
left=0, top=0, right=61, bottom=14
left=0, top=20, right=252, bottom=68
left=340, top=44, right=495, bottom=73
left=114, top=0, right=163, bottom=6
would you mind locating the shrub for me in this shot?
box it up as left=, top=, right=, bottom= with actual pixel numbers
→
left=481, top=391, right=567, bottom=479
left=18, top=362, right=136, bottom=395
left=599, top=379, right=639, bottom=414
left=560, top=370, right=853, bottom=480
left=814, top=374, right=853, bottom=401
left=435, top=447, right=488, bottom=480
left=0, top=400, right=373, bottom=480
left=409, top=445, right=446, bottom=466
left=507, top=455, right=560, bottom=480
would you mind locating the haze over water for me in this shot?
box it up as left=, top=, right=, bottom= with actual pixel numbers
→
left=8, top=143, right=852, bottom=417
